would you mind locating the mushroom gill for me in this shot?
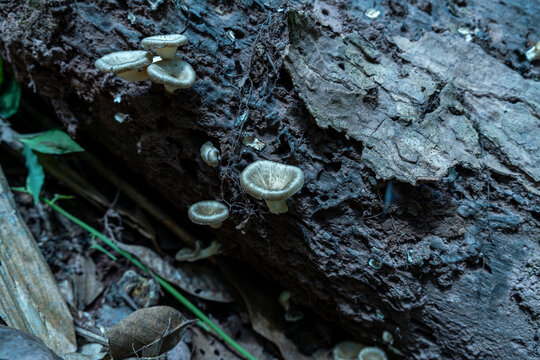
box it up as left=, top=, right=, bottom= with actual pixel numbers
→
left=240, top=160, right=304, bottom=214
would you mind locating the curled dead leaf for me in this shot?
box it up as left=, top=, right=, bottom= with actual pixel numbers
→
left=103, top=306, right=192, bottom=360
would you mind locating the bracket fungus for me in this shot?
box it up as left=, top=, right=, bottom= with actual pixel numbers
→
left=358, top=347, right=387, bottom=360
left=141, top=34, right=188, bottom=60
left=147, top=58, right=196, bottom=92
left=240, top=160, right=304, bottom=214
left=95, top=50, right=153, bottom=81
left=200, top=141, right=220, bottom=167
left=188, top=201, right=229, bottom=229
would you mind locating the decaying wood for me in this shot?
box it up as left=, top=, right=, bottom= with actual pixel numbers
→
left=0, top=166, right=76, bottom=353
left=0, top=0, right=539, bottom=359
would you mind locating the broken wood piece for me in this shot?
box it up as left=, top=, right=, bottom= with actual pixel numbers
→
left=0, top=165, right=77, bottom=353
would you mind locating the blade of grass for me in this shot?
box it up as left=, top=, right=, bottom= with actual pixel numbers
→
left=11, top=189, right=258, bottom=360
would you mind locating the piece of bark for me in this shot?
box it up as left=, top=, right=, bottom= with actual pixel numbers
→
left=0, top=166, right=77, bottom=353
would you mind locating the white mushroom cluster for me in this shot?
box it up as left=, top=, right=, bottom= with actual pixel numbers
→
left=95, top=34, right=196, bottom=92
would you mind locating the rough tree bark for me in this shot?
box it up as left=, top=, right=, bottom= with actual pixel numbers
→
left=1, top=0, right=539, bottom=359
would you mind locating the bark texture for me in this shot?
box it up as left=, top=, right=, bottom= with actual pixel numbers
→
left=1, top=0, right=539, bottom=359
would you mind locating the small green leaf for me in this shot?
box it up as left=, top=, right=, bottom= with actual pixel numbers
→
left=18, top=129, right=84, bottom=154
left=0, top=78, right=21, bottom=118
left=22, top=145, right=45, bottom=204
left=50, top=193, right=75, bottom=204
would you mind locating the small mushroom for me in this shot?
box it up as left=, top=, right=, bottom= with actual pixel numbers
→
left=526, top=41, right=540, bottom=62
left=147, top=58, right=196, bottom=92
left=358, top=347, right=387, bottom=360
left=141, top=34, right=188, bottom=59
left=200, top=141, right=220, bottom=167
left=188, top=201, right=229, bottom=228
left=240, top=160, right=304, bottom=214
left=95, top=50, right=153, bottom=81
left=332, top=341, right=363, bottom=360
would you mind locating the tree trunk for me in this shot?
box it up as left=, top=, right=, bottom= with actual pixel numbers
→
left=1, top=0, right=539, bottom=359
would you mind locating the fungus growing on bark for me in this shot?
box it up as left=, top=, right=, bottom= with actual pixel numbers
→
left=95, top=50, right=153, bottom=81
left=147, top=58, right=196, bottom=92
left=141, top=34, right=188, bottom=59
left=240, top=160, right=304, bottom=214
left=200, top=141, right=220, bottom=167
left=526, top=41, right=540, bottom=62
left=358, top=347, right=387, bottom=360
left=188, top=201, right=229, bottom=228
left=332, top=341, right=363, bottom=360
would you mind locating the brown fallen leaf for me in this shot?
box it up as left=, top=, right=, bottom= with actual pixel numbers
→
left=103, top=306, right=192, bottom=360
left=191, top=316, right=276, bottom=360
left=0, top=325, right=62, bottom=360
left=115, top=241, right=235, bottom=303
left=70, top=255, right=105, bottom=309
left=219, top=261, right=332, bottom=360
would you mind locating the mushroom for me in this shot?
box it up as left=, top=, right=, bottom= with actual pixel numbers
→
left=332, top=341, right=363, bottom=360
left=95, top=50, right=153, bottom=81
left=141, top=34, right=188, bottom=60
left=526, top=41, right=540, bottom=62
left=358, top=347, right=387, bottom=360
left=200, top=141, right=220, bottom=167
left=147, top=58, right=196, bottom=92
left=188, top=201, right=229, bottom=228
left=240, top=160, right=304, bottom=214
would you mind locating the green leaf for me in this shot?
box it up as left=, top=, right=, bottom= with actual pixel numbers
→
left=50, top=193, right=75, bottom=204
left=22, top=145, right=45, bottom=204
left=0, top=78, right=21, bottom=118
left=18, top=129, right=84, bottom=154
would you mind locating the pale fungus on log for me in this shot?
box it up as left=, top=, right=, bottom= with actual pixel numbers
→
left=147, top=58, right=196, bottom=93
left=188, top=201, right=229, bottom=228
left=240, top=160, right=304, bottom=214
left=200, top=141, right=220, bottom=167
left=358, top=347, right=387, bottom=360
left=141, top=34, right=188, bottom=60
left=94, top=50, right=153, bottom=81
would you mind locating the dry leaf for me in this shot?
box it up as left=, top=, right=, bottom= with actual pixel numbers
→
left=191, top=318, right=276, bottom=360
left=70, top=255, right=104, bottom=309
left=0, top=325, right=62, bottom=360
left=61, top=343, right=107, bottom=360
left=220, top=261, right=332, bottom=360
left=103, top=306, right=191, bottom=360
left=166, top=339, right=191, bottom=360
left=115, top=242, right=235, bottom=302
left=0, top=167, right=76, bottom=354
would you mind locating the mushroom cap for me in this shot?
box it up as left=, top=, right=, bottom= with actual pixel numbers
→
left=240, top=160, right=304, bottom=201
left=95, top=50, right=152, bottom=74
left=332, top=341, right=363, bottom=360
left=358, top=347, right=387, bottom=360
left=188, top=201, right=229, bottom=226
left=141, top=34, right=188, bottom=49
left=147, top=59, right=196, bottom=89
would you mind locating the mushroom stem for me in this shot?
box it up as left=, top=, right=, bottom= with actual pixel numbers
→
left=265, top=200, right=288, bottom=214
left=164, top=85, right=177, bottom=93
left=210, top=222, right=223, bottom=229
left=155, top=47, right=178, bottom=60
left=117, top=69, right=150, bottom=81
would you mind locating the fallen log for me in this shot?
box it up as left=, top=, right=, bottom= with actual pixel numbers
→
left=0, top=0, right=539, bottom=358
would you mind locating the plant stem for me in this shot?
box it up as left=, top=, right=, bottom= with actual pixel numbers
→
left=41, top=197, right=259, bottom=360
